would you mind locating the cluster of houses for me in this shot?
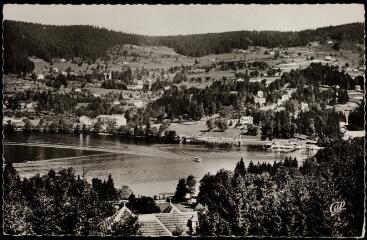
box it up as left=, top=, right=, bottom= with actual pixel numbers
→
left=78, top=114, right=127, bottom=131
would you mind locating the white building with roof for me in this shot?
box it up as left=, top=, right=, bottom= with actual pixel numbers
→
left=239, top=116, right=253, bottom=125
left=300, top=102, right=309, bottom=111
left=257, top=90, right=264, bottom=98
left=325, top=56, right=332, bottom=61
left=37, top=74, right=45, bottom=80
left=255, top=97, right=266, bottom=107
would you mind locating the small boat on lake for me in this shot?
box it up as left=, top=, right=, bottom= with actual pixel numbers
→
left=194, top=157, right=202, bottom=162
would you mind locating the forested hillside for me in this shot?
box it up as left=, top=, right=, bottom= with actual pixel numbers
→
left=3, top=20, right=147, bottom=74
left=153, top=22, right=364, bottom=56
left=4, top=20, right=364, bottom=74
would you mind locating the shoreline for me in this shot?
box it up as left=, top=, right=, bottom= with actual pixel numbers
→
left=4, top=130, right=320, bottom=150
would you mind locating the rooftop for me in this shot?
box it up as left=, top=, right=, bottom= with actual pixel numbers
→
left=99, top=201, right=198, bottom=237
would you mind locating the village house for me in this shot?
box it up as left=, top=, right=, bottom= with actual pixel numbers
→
left=255, top=97, right=266, bottom=107
left=127, top=84, right=144, bottom=90
left=128, top=80, right=144, bottom=91
left=277, top=92, right=292, bottom=106
left=300, top=102, right=309, bottom=112
left=113, top=100, right=121, bottom=105
left=37, top=73, right=45, bottom=80
left=275, top=106, right=286, bottom=112
left=324, top=55, right=332, bottom=61
left=133, top=100, right=144, bottom=108
left=257, top=90, right=264, bottom=98
left=104, top=71, right=112, bottom=80
left=239, top=116, right=253, bottom=125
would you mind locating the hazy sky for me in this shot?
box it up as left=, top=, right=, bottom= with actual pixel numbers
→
left=3, top=4, right=365, bottom=36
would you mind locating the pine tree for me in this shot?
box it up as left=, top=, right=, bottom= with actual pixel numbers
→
left=174, top=178, right=187, bottom=202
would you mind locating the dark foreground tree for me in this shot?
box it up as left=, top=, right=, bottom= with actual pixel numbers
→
left=110, top=215, right=141, bottom=236
left=3, top=164, right=115, bottom=235
left=174, top=178, right=187, bottom=202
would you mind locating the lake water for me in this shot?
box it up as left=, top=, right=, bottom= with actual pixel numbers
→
left=3, top=133, right=315, bottom=196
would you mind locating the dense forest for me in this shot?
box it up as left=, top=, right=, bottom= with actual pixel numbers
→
left=197, top=138, right=364, bottom=237
left=4, top=20, right=364, bottom=74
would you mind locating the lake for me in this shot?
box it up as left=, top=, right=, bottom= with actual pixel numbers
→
left=3, top=133, right=316, bottom=196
